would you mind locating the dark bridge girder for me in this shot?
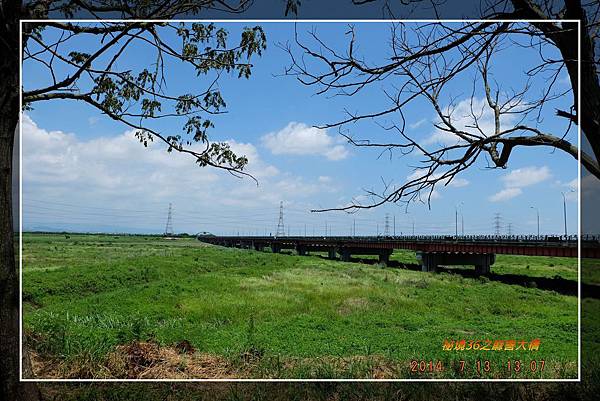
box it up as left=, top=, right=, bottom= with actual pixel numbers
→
left=295, top=244, right=392, bottom=263
left=417, top=251, right=496, bottom=275
left=337, top=247, right=393, bottom=264
left=199, top=235, right=596, bottom=276
left=204, top=235, right=592, bottom=257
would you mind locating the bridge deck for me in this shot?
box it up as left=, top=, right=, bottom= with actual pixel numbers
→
left=199, top=235, right=600, bottom=258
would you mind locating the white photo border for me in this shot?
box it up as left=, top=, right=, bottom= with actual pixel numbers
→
left=19, top=18, right=582, bottom=383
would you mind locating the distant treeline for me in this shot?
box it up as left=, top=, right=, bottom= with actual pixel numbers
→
left=21, top=231, right=197, bottom=238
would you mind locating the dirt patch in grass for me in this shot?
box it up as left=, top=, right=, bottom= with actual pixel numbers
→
left=29, top=345, right=578, bottom=379
left=275, top=355, right=404, bottom=379
left=399, top=277, right=431, bottom=289
left=108, top=341, right=240, bottom=379
left=337, top=297, right=370, bottom=315
left=30, top=341, right=242, bottom=379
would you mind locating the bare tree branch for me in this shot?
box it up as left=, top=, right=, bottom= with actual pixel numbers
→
left=285, top=19, right=598, bottom=212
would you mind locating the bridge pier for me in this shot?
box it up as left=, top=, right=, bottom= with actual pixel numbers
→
left=474, top=254, right=495, bottom=275
left=297, top=246, right=307, bottom=256
left=378, top=250, right=392, bottom=265
left=328, top=247, right=337, bottom=259
left=416, top=252, right=495, bottom=275
left=418, top=251, right=438, bottom=272
left=272, top=245, right=281, bottom=253
left=335, top=247, right=394, bottom=265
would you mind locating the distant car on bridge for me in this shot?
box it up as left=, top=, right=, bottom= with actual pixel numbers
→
left=196, top=232, right=216, bottom=239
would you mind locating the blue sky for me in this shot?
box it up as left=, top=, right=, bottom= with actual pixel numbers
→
left=22, top=22, right=579, bottom=236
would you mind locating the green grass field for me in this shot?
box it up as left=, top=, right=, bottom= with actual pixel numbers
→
left=22, top=233, right=586, bottom=379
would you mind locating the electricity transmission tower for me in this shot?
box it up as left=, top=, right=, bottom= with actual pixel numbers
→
left=384, top=213, right=391, bottom=236
left=493, top=213, right=502, bottom=236
left=507, top=223, right=513, bottom=236
left=276, top=201, right=285, bottom=237
left=164, top=203, right=173, bottom=236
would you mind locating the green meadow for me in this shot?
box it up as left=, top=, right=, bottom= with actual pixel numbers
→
left=22, top=233, right=584, bottom=379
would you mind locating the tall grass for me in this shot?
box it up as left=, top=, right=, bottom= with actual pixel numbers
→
left=22, top=233, right=582, bottom=379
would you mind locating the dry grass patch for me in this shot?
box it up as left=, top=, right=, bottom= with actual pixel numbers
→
left=337, top=297, right=371, bottom=316
left=31, top=341, right=243, bottom=379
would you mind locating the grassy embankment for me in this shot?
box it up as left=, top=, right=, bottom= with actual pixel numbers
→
left=22, top=233, right=585, bottom=379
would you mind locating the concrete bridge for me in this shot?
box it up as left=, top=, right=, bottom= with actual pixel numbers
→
left=197, top=235, right=599, bottom=275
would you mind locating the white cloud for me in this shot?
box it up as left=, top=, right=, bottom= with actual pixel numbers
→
left=261, top=122, right=349, bottom=161
left=22, top=114, right=284, bottom=189
left=21, top=115, right=344, bottom=234
left=429, top=189, right=442, bottom=200
left=423, top=97, right=517, bottom=146
left=423, top=130, right=464, bottom=147
left=226, top=139, right=279, bottom=178
left=324, top=145, right=349, bottom=161
left=561, top=177, right=578, bottom=201
left=449, top=178, right=470, bottom=188
left=500, top=166, right=551, bottom=188
left=489, top=166, right=551, bottom=202
left=409, top=118, right=428, bottom=129
left=489, top=187, right=523, bottom=202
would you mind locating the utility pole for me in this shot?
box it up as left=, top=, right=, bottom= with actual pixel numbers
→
left=325, top=221, right=328, bottom=237
left=353, top=218, right=356, bottom=237
left=276, top=201, right=285, bottom=237
left=561, top=191, right=574, bottom=237
left=530, top=206, right=540, bottom=238
left=164, top=203, right=173, bottom=236
left=455, top=202, right=463, bottom=237
left=455, top=208, right=458, bottom=237
left=563, top=193, right=567, bottom=237
left=393, top=215, right=396, bottom=236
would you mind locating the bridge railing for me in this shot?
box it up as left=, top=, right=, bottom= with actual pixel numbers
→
left=199, top=234, right=600, bottom=245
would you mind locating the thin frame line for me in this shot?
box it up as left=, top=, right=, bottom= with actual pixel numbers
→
left=19, top=18, right=582, bottom=383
